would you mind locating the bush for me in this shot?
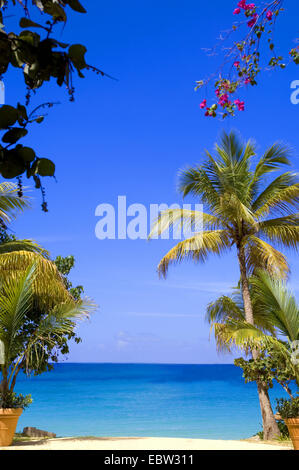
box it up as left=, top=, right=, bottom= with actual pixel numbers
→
left=255, top=421, right=289, bottom=441
left=276, top=397, right=299, bottom=419
left=0, top=392, right=32, bottom=410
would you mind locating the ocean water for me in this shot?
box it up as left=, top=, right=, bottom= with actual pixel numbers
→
left=14, top=363, right=287, bottom=440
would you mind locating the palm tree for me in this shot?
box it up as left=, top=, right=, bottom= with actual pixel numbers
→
left=213, top=271, right=299, bottom=388
left=149, top=131, right=299, bottom=439
left=0, top=263, right=94, bottom=398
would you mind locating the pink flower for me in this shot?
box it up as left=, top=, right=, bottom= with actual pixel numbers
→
left=245, top=3, right=255, bottom=10
left=234, top=61, right=240, bottom=68
left=266, top=10, right=273, bottom=20
left=234, top=99, right=245, bottom=111
left=238, top=0, right=246, bottom=8
left=205, top=108, right=210, bottom=116
left=247, top=13, right=258, bottom=27
left=200, top=99, right=207, bottom=109
left=215, top=89, right=220, bottom=97
left=219, top=93, right=229, bottom=106
left=244, top=77, right=251, bottom=85
left=233, top=7, right=241, bottom=14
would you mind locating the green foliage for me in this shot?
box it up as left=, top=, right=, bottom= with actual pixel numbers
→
left=54, top=255, right=84, bottom=301
left=256, top=421, right=290, bottom=441
left=276, top=397, right=299, bottom=419
left=0, top=1, right=109, bottom=205
left=235, top=347, right=296, bottom=396
left=0, top=391, right=32, bottom=410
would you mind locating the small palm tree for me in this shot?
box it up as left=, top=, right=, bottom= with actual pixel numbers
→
left=149, top=131, right=299, bottom=438
left=0, top=263, right=94, bottom=399
left=213, top=271, right=299, bottom=387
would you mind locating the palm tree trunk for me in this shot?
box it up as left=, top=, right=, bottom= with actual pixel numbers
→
left=237, top=247, right=280, bottom=440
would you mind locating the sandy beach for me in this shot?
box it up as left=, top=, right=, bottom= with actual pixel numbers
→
left=2, top=436, right=292, bottom=451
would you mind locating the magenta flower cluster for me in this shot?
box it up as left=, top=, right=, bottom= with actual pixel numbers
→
left=233, top=1, right=273, bottom=27
left=200, top=2, right=277, bottom=118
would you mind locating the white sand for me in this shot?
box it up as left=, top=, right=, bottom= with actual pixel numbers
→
left=2, top=436, right=291, bottom=450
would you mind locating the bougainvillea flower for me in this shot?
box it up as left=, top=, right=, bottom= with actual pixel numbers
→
left=200, top=99, right=207, bottom=109
left=266, top=10, right=273, bottom=20
left=219, top=93, right=229, bottom=106
left=234, top=99, right=245, bottom=111
left=233, top=8, right=241, bottom=14
left=247, top=13, right=258, bottom=27
left=245, top=3, right=255, bottom=10
left=234, top=61, right=240, bottom=68
left=237, top=0, right=246, bottom=8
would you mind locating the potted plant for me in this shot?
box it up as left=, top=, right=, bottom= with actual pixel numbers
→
left=0, top=392, right=32, bottom=446
left=276, top=397, right=299, bottom=450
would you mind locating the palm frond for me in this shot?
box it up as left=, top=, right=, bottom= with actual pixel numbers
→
left=0, top=263, right=36, bottom=361
left=0, top=239, right=49, bottom=257
left=250, top=272, right=299, bottom=341
left=148, top=208, right=222, bottom=240
left=258, top=215, right=299, bottom=250
left=0, top=251, right=71, bottom=308
left=246, top=236, right=289, bottom=278
left=0, top=182, right=30, bottom=224
left=157, top=230, right=231, bottom=277
left=252, top=172, right=299, bottom=218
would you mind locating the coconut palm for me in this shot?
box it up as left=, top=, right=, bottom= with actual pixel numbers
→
left=149, top=131, right=299, bottom=438
left=214, top=271, right=299, bottom=387
left=0, top=263, right=94, bottom=397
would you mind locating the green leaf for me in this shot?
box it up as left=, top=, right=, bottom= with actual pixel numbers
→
left=37, top=158, right=55, bottom=176
left=68, top=44, right=87, bottom=71
left=43, top=3, right=67, bottom=22
left=34, top=116, right=44, bottom=124
left=2, top=128, right=28, bottom=144
left=0, top=106, right=18, bottom=129
left=66, top=0, right=86, bottom=13
left=0, top=149, right=26, bottom=178
left=19, top=17, right=43, bottom=29
left=16, top=146, right=36, bottom=162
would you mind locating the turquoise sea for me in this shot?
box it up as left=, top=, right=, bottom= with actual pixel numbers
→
left=14, top=363, right=287, bottom=439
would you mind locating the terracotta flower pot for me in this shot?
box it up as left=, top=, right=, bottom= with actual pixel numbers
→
left=0, top=408, right=23, bottom=447
left=285, top=417, right=299, bottom=451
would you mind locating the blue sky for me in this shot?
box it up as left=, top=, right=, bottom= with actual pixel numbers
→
left=5, top=0, right=299, bottom=363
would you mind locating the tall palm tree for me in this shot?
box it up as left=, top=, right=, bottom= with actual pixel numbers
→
left=0, top=263, right=94, bottom=397
left=149, top=131, right=299, bottom=439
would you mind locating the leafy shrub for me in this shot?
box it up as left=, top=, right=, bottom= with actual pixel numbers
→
left=0, top=392, right=32, bottom=410
left=276, top=397, right=299, bottom=419
left=255, top=421, right=290, bottom=441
